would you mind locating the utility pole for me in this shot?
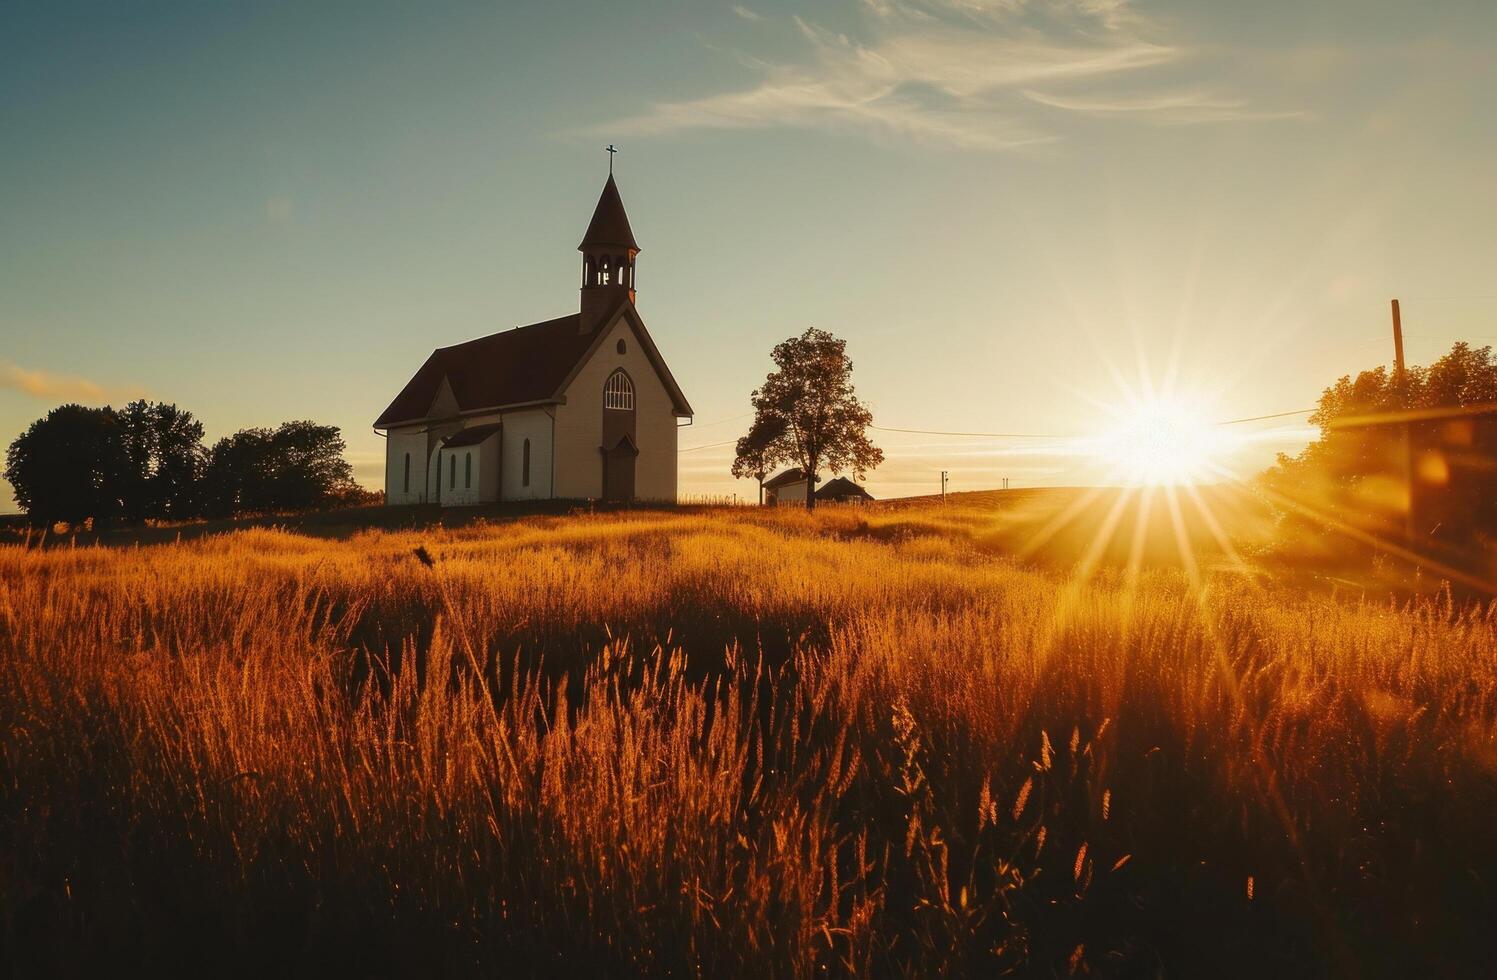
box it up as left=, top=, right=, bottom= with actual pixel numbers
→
left=941, top=470, right=948, bottom=502
left=1393, top=298, right=1415, bottom=542
left=1391, top=298, right=1406, bottom=380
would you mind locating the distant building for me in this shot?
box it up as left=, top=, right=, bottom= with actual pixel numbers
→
left=762, top=469, right=874, bottom=506
left=763, top=468, right=811, bottom=506
left=816, top=476, right=874, bottom=504
left=374, top=174, right=693, bottom=506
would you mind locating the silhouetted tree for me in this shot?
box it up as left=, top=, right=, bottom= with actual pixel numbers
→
left=117, top=400, right=206, bottom=521
left=1264, top=341, right=1497, bottom=547
left=747, top=328, right=882, bottom=510
left=4, top=404, right=128, bottom=527
left=203, top=421, right=358, bottom=516
left=731, top=415, right=788, bottom=505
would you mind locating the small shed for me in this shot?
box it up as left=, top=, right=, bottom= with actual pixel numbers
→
left=763, top=468, right=811, bottom=506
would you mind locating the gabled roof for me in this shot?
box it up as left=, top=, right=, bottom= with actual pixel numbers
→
left=579, top=174, right=639, bottom=251
left=375, top=314, right=594, bottom=427
left=817, top=477, right=873, bottom=500
left=764, top=468, right=809, bottom=490
left=375, top=300, right=693, bottom=428
left=604, top=432, right=639, bottom=455
left=441, top=422, right=503, bottom=448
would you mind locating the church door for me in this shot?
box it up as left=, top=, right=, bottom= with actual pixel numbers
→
left=602, top=436, right=637, bottom=501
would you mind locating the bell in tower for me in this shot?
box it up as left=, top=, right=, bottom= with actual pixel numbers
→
left=579, top=171, right=639, bottom=328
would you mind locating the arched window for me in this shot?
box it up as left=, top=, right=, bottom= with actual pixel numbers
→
left=464, top=452, right=472, bottom=489
left=522, top=438, right=531, bottom=487
left=600, top=261, right=611, bottom=286
left=449, top=454, right=456, bottom=490
left=403, top=453, right=411, bottom=493
left=616, top=338, right=627, bottom=355
left=584, top=257, right=595, bottom=287
left=615, top=256, right=626, bottom=285
left=604, top=370, right=634, bottom=411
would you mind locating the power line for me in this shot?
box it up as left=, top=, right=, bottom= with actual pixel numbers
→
left=679, top=439, right=736, bottom=454
left=871, top=408, right=1316, bottom=440
left=680, top=407, right=1316, bottom=453
left=1216, top=408, right=1316, bottom=425
left=873, top=425, right=1065, bottom=438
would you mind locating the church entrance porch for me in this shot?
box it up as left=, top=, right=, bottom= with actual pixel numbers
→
left=601, top=435, right=637, bottom=501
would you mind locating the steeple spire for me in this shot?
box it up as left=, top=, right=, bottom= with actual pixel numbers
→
left=579, top=173, right=639, bottom=252
left=579, top=171, right=640, bottom=326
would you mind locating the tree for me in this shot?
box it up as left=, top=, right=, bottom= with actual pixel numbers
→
left=1264, top=341, right=1497, bottom=547
left=731, top=414, right=788, bottom=505
left=745, top=328, right=883, bottom=510
left=203, top=421, right=359, bottom=516
left=4, top=404, right=128, bottom=527
left=117, top=400, right=206, bottom=521
left=261, top=420, right=355, bottom=510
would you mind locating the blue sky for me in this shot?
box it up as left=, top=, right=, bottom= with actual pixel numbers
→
left=3, top=0, right=1496, bottom=507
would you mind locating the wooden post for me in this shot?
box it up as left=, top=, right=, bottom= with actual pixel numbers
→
left=1392, top=299, right=1405, bottom=381
left=1393, top=299, right=1414, bottom=541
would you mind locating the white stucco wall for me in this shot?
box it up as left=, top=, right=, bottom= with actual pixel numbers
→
left=437, top=445, right=484, bottom=507
left=385, top=427, right=429, bottom=505
left=500, top=408, right=554, bottom=500
left=773, top=481, right=809, bottom=505
left=438, top=416, right=504, bottom=507
left=553, top=312, right=681, bottom=501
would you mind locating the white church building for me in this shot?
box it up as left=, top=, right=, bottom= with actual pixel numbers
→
left=375, top=173, right=693, bottom=505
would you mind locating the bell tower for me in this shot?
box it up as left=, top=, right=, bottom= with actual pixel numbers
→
left=579, top=169, right=639, bottom=329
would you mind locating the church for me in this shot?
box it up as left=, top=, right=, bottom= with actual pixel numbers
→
left=375, top=173, right=693, bottom=505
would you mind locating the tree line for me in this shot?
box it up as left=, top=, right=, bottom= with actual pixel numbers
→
left=4, top=401, right=374, bottom=527
left=1265, top=340, right=1497, bottom=560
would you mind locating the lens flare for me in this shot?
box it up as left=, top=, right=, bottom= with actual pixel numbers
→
left=1093, top=396, right=1228, bottom=486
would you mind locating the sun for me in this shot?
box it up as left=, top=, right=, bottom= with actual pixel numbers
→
left=1093, top=395, right=1228, bottom=486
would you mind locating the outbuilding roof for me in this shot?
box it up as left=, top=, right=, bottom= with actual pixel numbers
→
left=763, top=468, right=809, bottom=490
left=816, top=477, right=873, bottom=500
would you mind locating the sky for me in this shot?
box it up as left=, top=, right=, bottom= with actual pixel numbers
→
left=3, top=0, right=1496, bottom=509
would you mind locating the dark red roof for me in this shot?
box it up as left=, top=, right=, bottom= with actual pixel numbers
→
left=579, top=175, right=639, bottom=251
left=441, top=422, right=503, bottom=448
left=764, top=468, right=809, bottom=490
left=817, top=477, right=872, bottom=500
left=375, top=313, right=595, bottom=427
left=375, top=302, right=694, bottom=428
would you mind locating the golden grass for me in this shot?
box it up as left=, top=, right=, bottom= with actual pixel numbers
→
left=3, top=493, right=1496, bottom=976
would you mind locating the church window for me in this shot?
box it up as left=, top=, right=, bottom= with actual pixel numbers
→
left=403, top=453, right=410, bottom=493
left=600, top=262, right=611, bottom=286
left=616, top=339, right=626, bottom=355
left=604, top=370, right=634, bottom=411
left=522, top=439, right=531, bottom=487
left=465, top=452, right=472, bottom=489
left=449, top=454, right=456, bottom=490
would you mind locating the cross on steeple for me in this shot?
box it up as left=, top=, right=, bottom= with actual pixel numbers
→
left=606, top=144, right=618, bottom=174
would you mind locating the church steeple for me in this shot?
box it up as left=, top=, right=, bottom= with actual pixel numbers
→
left=579, top=172, right=639, bottom=326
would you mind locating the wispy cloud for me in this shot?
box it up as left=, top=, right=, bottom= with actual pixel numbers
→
left=1022, top=88, right=1310, bottom=123
left=732, top=5, right=762, bottom=22
left=602, top=0, right=1297, bottom=150
left=0, top=361, right=110, bottom=403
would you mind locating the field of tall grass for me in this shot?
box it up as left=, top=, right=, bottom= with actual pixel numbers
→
left=3, top=490, right=1496, bottom=976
